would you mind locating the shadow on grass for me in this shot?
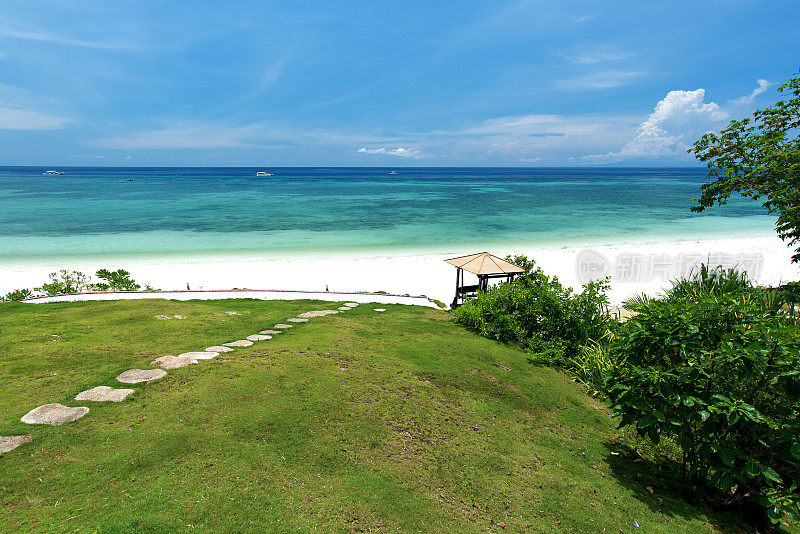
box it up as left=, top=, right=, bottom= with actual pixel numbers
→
left=601, top=441, right=774, bottom=533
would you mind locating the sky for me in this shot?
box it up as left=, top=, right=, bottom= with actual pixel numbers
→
left=0, top=0, right=797, bottom=167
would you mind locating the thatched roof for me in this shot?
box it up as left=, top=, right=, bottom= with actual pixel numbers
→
left=444, top=252, right=526, bottom=275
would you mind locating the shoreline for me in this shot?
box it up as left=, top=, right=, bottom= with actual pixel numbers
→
left=1, top=234, right=796, bottom=305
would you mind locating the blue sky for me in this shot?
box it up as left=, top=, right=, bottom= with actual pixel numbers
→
left=0, top=0, right=797, bottom=166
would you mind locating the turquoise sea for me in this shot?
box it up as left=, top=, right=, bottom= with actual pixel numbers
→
left=0, top=167, right=775, bottom=264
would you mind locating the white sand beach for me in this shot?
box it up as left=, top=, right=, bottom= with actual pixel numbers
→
left=1, top=234, right=796, bottom=306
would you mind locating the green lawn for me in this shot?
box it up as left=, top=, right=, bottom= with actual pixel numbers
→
left=0, top=299, right=758, bottom=532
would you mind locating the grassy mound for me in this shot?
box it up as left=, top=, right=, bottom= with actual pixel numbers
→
left=0, top=299, right=750, bottom=532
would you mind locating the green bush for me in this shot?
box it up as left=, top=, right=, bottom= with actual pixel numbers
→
left=452, top=256, right=613, bottom=361
left=35, top=270, right=91, bottom=296
left=3, top=288, right=33, bottom=301
left=606, top=267, right=800, bottom=524
left=1, top=268, right=153, bottom=301
left=91, top=269, right=141, bottom=291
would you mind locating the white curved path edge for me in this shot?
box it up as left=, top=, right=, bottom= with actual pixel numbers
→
left=19, top=290, right=442, bottom=309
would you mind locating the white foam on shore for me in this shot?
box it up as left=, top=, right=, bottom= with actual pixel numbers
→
left=1, top=235, right=796, bottom=305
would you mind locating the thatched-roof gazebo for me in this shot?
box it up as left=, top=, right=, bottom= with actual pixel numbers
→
left=445, top=252, right=526, bottom=308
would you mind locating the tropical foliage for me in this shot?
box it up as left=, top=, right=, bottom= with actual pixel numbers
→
left=606, top=267, right=800, bottom=524
left=2, top=269, right=151, bottom=301
left=452, top=255, right=613, bottom=361
left=690, top=70, right=800, bottom=262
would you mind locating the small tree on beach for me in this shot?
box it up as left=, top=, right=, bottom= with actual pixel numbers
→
left=690, top=69, right=800, bottom=262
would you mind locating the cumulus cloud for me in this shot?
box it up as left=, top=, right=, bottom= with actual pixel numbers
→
left=357, top=147, right=424, bottom=158
left=732, top=79, right=771, bottom=104
left=583, top=88, right=728, bottom=162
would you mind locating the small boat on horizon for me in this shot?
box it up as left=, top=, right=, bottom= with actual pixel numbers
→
left=43, top=170, right=66, bottom=175
left=389, top=171, right=398, bottom=175
left=256, top=171, right=274, bottom=176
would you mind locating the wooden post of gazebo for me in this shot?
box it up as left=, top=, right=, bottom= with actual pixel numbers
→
left=444, top=252, right=526, bottom=308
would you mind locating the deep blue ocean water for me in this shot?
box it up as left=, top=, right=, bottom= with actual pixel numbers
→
left=0, top=167, right=774, bottom=262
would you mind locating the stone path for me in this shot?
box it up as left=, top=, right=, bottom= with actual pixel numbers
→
left=151, top=354, right=198, bottom=369
left=10, top=302, right=390, bottom=452
left=76, top=386, right=135, bottom=402
left=183, top=351, right=219, bottom=360
left=205, top=345, right=234, bottom=353
left=117, top=369, right=168, bottom=384
left=0, top=435, right=32, bottom=453
left=21, top=404, right=89, bottom=425
left=224, top=339, right=254, bottom=347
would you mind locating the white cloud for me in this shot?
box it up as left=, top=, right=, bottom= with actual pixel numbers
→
left=584, top=88, right=728, bottom=162
left=562, top=45, right=633, bottom=65
left=90, top=121, right=265, bottom=149
left=0, top=20, right=141, bottom=50
left=0, top=106, right=72, bottom=130
left=520, top=157, right=542, bottom=163
left=556, top=69, right=647, bottom=90
left=357, top=147, right=425, bottom=158
left=732, top=79, right=771, bottom=104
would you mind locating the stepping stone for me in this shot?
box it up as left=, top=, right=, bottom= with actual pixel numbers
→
left=0, top=435, right=32, bottom=453
left=337, top=306, right=351, bottom=311
left=205, top=345, right=234, bottom=353
left=374, top=308, right=387, bottom=312
left=151, top=354, right=198, bottom=369
left=21, top=404, right=89, bottom=425
left=117, top=369, right=168, bottom=384
left=260, top=330, right=281, bottom=335
left=247, top=334, right=271, bottom=341
left=297, top=310, right=339, bottom=319
left=75, top=386, right=135, bottom=402
left=274, top=324, right=293, bottom=329
left=181, top=351, right=218, bottom=360
left=224, top=339, right=253, bottom=347
left=344, top=303, right=359, bottom=307
left=287, top=318, right=309, bottom=323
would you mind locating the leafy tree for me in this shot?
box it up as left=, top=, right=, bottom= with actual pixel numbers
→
left=91, top=269, right=141, bottom=291
left=607, top=268, right=800, bottom=524
left=690, top=70, right=800, bottom=262
left=36, top=270, right=91, bottom=296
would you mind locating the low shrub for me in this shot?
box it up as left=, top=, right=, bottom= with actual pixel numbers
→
left=606, top=267, right=800, bottom=524
left=2, top=288, right=33, bottom=301
left=452, top=256, right=613, bottom=362
left=1, top=268, right=153, bottom=301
